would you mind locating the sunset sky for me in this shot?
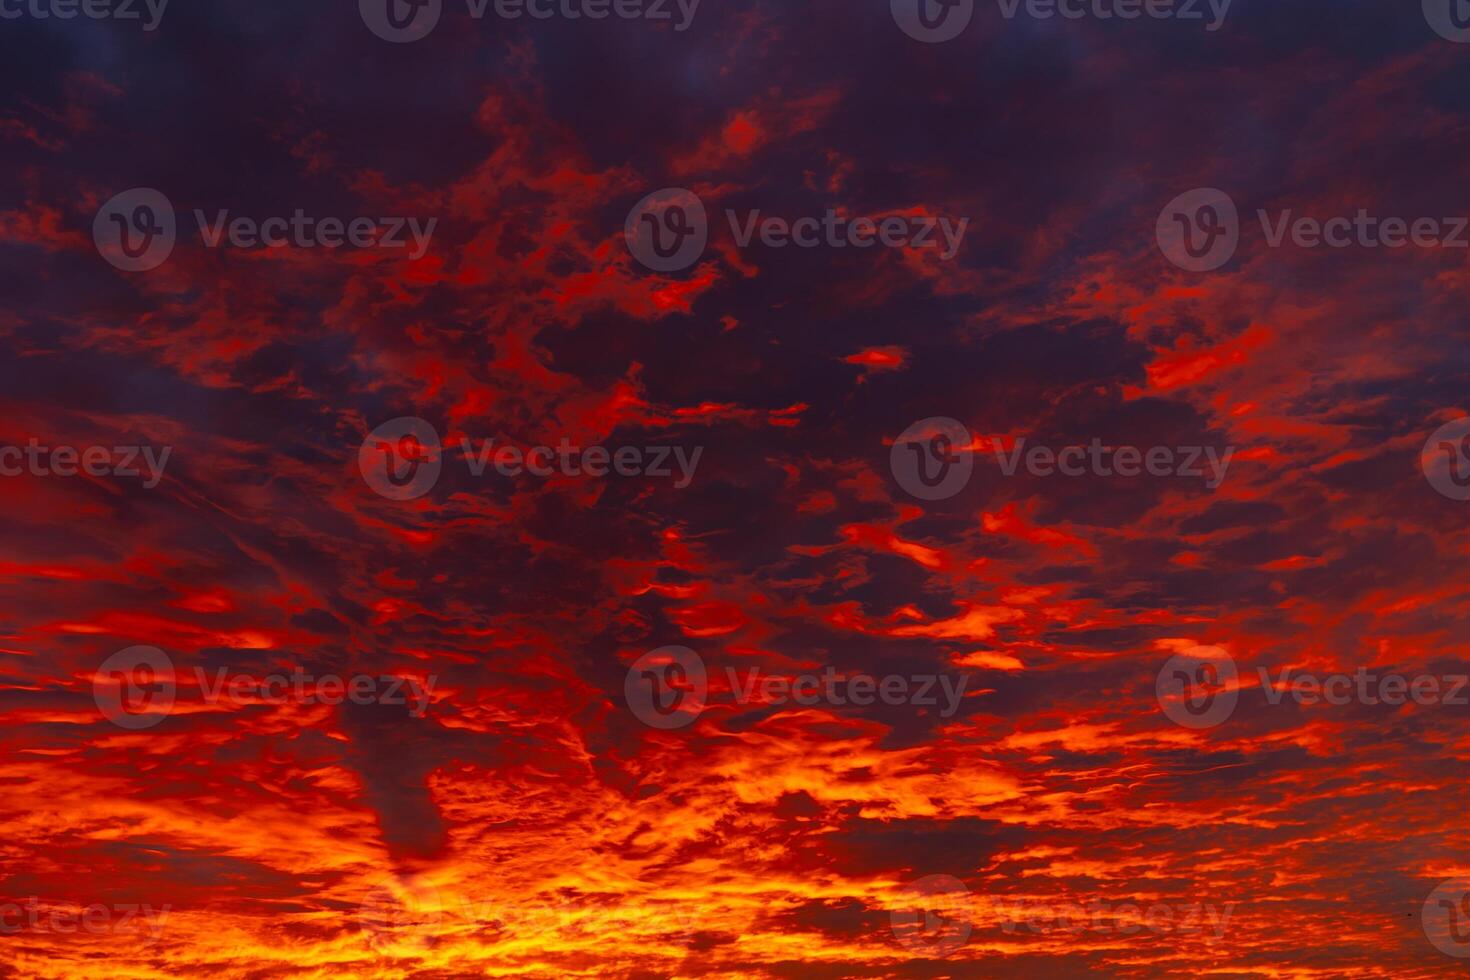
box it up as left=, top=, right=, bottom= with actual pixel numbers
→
left=3, top=0, right=1470, bottom=976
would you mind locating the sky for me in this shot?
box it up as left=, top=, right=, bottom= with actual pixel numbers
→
left=3, top=0, right=1470, bottom=976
